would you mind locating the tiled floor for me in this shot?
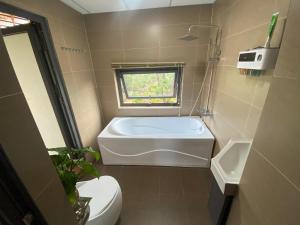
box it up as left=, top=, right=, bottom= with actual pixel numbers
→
left=98, top=165, right=213, bottom=225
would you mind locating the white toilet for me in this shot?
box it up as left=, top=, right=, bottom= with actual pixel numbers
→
left=76, top=176, right=122, bottom=225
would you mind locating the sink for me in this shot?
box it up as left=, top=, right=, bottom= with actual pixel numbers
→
left=210, top=139, right=252, bottom=195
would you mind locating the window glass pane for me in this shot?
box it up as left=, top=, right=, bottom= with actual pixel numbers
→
left=0, top=12, right=30, bottom=29
left=117, top=68, right=182, bottom=106
left=123, top=72, right=175, bottom=98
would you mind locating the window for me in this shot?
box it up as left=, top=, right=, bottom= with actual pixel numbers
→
left=116, top=67, right=182, bottom=106
left=0, top=12, right=30, bottom=29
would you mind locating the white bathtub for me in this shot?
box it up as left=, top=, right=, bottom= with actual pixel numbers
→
left=98, top=117, right=215, bottom=167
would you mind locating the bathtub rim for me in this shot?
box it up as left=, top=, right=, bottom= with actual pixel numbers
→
left=98, top=116, right=214, bottom=140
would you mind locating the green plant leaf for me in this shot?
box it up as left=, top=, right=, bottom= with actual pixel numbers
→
left=67, top=189, right=77, bottom=205
left=77, top=147, right=101, bottom=161
left=60, top=171, right=78, bottom=191
left=59, top=170, right=78, bottom=204
left=78, top=161, right=100, bottom=178
left=47, top=146, right=101, bottom=204
left=49, top=154, right=69, bottom=167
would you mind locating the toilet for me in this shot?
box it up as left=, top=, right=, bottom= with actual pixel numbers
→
left=76, top=176, right=122, bottom=225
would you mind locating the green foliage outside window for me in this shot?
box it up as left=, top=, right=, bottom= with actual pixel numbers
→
left=117, top=69, right=181, bottom=105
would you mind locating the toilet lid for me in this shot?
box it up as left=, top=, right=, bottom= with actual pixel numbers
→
left=77, top=176, right=119, bottom=220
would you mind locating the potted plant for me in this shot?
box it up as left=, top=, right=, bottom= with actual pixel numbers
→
left=48, top=147, right=101, bottom=205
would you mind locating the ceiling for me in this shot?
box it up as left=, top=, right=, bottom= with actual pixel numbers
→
left=60, top=0, right=215, bottom=14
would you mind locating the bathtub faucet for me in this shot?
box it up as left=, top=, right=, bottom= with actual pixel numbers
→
left=198, top=108, right=214, bottom=117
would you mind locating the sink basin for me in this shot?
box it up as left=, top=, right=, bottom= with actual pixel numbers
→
left=210, top=139, right=252, bottom=195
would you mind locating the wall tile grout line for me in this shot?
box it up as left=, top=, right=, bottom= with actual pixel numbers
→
left=83, top=17, right=105, bottom=127
left=33, top=176, right=56, bottom=201
left=254, top=148, right=300, bottom=192
left=221, top=17, right=287, bottom=41
left=214, top=88, right=266, bottom=111
left=0, top=92, right=23, bottom=100
left=273, top=74, right=300, bottom=81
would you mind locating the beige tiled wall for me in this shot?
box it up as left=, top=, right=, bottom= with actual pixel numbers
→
left=0, top=24, right=76, bottom=224
left=85, top=5, right=212, bottom=123
left=226, top=1, right=300, bottom=224
left=204, top=0, right=290, bottom=152
left=1, top=0, right=103, bottom=149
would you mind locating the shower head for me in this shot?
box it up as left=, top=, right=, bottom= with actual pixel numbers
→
left=178, top=24, right=220, bottom=41
left=178, top=32, right=199, bottom=41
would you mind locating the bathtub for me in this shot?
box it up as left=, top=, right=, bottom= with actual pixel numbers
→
left=98, top=117, right=215, bottom=167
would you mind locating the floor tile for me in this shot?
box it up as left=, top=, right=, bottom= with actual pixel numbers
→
left=159, top=167, right=184, bottom=195
left=99, top=165, right=212, bottom=225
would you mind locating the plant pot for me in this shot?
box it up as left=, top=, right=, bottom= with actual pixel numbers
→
left=72, top=189, right=91, bottom=222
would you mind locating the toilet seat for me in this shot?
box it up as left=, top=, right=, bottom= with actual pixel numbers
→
left=77, top=176, right=122, bottom=225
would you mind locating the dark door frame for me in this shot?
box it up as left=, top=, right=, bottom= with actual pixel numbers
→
left=0, top=2, right=82, bottom=148
left=0, top=145, right=48, bottom=225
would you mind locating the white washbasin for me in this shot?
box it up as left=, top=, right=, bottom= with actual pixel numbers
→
left=210, top=139, right=252, bottom=195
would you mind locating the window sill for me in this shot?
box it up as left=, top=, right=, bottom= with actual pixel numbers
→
left=118, top=106, right=181, bottom=109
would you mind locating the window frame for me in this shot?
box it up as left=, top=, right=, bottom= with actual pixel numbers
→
left=115, top=67, right=182, bottom=107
